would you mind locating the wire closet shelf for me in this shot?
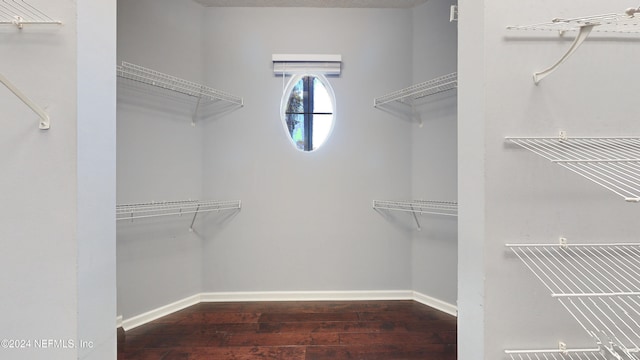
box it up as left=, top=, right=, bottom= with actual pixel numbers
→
left=505, top=349, right=608, bottom=360
left=0, top=0, right=61, bottom=28
left=373, top=72, right=457, bottom=108
left=505, top=241, right=640, bottom=360
left=372, top=200, right=458, bottom=217
left=506, top=135, right=640, bottom=203
left=505, top=349, right=607, bottom=360
left=507, top=9, right=640, bottom=33
left=116, top=199, right=241, bottom=221
left=116, top=62, right=243, bottom=106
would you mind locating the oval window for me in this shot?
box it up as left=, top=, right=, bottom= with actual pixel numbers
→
left=281, top=74, right=335, bottom=152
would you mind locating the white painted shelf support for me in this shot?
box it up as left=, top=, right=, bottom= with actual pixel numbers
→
left=1, top=72, right=49, bottom=129
left=532, top=24, right=595, bottom=85
left=507, top=8, right=640, bottom=84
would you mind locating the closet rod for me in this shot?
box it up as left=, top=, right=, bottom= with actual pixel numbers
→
left=0, top=72, right=49, bottom=129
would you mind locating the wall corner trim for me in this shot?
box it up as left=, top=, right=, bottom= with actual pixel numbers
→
left=121, top=294, right=201, bottom=331
left=120, top=290, right=457, bottom=331
left=412, top=291, right=458, bottom=317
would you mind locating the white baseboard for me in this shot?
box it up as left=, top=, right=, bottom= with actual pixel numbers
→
left=412, top=291, right=458, bottom=317
left=200, top=290, right=414, bottom=302
left=120, top=290, right=457, bottom=330
left=122, top=294, right=200, bottom=331
left=116, top=315, right=123, bottom=329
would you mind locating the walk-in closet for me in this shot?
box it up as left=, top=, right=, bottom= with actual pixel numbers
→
left=3, top=0, right=640, bottom=359
left=115, top=0, right=457, bottom=325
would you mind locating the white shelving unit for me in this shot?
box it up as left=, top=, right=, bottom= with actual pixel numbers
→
left=0, top=0, right=62, bottom=28
left=505, top=349, right=608, bottom=360
left=374, top=72, right=457, bottom=108
left=506, top=134, right=640, bottom=203
left=507, top=8, right=640, bottom=83
left=505, top=240, right=640, bottom=360
left=117, top=62, right=243, bottom=121
left=373, top=200, right=457, bottom=231
left=117, top=199, right=241, bottom=230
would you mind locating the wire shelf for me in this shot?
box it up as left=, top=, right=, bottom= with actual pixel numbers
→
left=373, top=200, right=458, bottom=217
left=373, top=72, right=457, bottom=108
left=506, top=136, right=640, bottom=202
left=116, top=199, right=241, bottom=221
left=506, top=242, right=640, bottom=360
left=116, top=62, right=243, bottom=106
left=505, top=349, right=608, bottom=360
left=507, top=12, right=640, bottom=34
left=0, top=0, right=61, bottom=28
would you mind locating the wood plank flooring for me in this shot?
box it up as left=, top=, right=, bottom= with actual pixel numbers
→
left=117, top=300, right=457, bottom=360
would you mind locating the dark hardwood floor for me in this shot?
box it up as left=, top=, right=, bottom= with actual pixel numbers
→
left=117, top=300, right=457, bottom=359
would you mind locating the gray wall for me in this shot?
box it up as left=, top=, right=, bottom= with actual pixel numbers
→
left=458, top=0, right=640, bottom=358
left=116, top=0, right=461, bottom=320
left=116, top=0, right=206, bottom=318
left=0, top=0, right=116, bottom=358
left=410, top=0, right=458, bottom=305
left=201, top=7, right=414, bottom=293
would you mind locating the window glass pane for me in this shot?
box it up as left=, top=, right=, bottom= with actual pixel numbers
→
left=286, top=114, right=306, bottom=150
left=286, top=78, right=305, bottom=114
left=312, top=77, right=332, bottom=114
left=312, top=114, right=332, bottom=150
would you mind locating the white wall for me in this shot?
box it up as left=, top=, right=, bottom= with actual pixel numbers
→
left=201, top=7, right=414, bottom=293
left=458, top=0, right=640, bottom=358
left=77, top=0, right=117, bottom=358
left=410, top=0, right=458, bottom=306
left=116, top=0, right=206, bottom=318
left=0, top=0, right=116, bottom=358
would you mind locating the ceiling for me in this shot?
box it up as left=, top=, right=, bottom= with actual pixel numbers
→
left=193, top=0, right=428, bottom=8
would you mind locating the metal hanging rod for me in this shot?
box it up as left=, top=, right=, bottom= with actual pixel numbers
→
left=373, top=72, right=457, bottom=108
left=507, top=8, right=640, bottom=83
left=373, top=200, right=457, bottom=231
left=506, top=240, right=640, bottom=360
left=506, top=134, right=640, bottom=202
left=0, top=0, right=62, bottom=28
left=1, top=72, right=49, bottom=129
left=117, top=199, right=241, bottom=231
left=117, top=62, right=244, bottom=106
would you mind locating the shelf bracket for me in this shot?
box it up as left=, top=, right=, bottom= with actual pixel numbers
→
left=410, top=204, right=422, bottom=231
left=449, top=5, right=458, bottom=22
left=191, top=91, right=203, bottom=127
left=533, top=24, right=596, bottom=85
left=0, top=72, right=50, bottom=129
left=189, top=204, right=201, bottom=232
